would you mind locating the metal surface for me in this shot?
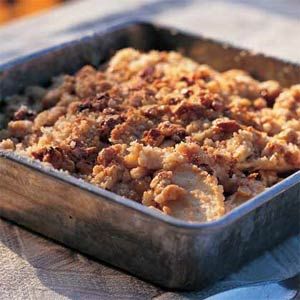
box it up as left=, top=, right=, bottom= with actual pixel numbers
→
left=0, top=22, right=300, bottom=290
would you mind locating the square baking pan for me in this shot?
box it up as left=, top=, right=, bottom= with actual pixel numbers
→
left=0, top=21, right=300, bottom=290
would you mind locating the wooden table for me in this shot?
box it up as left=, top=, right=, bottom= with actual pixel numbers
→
left=0, top=1, right=300, bottom=299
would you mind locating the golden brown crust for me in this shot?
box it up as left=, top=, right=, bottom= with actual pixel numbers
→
left=1, top=48, right=300, bottom=222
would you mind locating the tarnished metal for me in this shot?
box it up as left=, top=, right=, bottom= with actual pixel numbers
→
left=0, top=22, right=299, bottom=290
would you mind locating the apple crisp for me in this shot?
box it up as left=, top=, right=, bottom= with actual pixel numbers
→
left=1, top=48, right=300, bottom=222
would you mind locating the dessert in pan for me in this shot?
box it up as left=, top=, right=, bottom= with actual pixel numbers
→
left=1, top=48, right=299, bottom=222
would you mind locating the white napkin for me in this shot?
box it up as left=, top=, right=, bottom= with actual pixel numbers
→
left=177, top=235, right=300, bottom=299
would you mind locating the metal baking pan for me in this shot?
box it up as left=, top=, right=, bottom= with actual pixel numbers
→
left=0, top=21, right=300, bottom=290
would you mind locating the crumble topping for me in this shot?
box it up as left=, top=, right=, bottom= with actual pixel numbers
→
left=1, top=48, right=299, bottom=222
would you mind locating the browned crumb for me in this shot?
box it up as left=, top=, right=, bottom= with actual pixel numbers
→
left=1, top=48, right=300, bottom=222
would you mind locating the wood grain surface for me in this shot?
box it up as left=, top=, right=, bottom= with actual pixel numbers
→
left=0, top=218, right=162, bottom=299
left=0, top=1, right=300, bottom=299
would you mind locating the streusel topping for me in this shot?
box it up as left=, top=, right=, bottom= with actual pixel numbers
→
left=1, top=48, right=299, bottom=222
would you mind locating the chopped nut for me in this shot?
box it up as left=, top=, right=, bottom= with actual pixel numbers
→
left=0, top=139, right=15, bottom=151
left=13, top=105, right=36, bottom=121
left=8, top=120, right=33, bottom=138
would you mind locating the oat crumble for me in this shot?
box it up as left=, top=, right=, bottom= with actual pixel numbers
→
left=1, top=48, right=299, bottom=222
